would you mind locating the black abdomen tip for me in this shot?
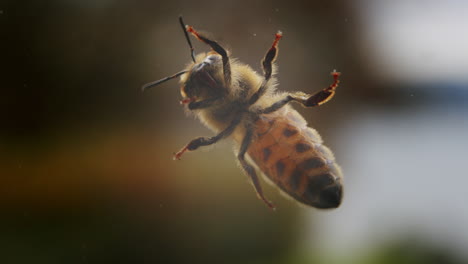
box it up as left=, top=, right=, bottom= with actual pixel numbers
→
left=295, top=142, right=312, bottom=153
left=316, top=184, right=342, bottom=209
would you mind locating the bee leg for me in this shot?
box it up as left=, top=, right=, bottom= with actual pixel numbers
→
left=259, top=71, right=341, bottom=114
left=173, top=116, right=241, bottom=160
left=301, top=70, right=341, bottom=107
left=237, top=125, right=276, bottom=210
left=248, top=31, right=282, bottom=105
left=185, top=25, right=231, bottom=86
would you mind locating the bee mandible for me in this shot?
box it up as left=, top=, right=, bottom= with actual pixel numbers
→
left=143, top=17, right=343, bottom=210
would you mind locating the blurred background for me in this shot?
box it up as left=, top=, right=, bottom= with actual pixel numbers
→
left=1, top=0, right=467, bottom=263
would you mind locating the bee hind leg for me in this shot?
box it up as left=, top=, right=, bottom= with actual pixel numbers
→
left=238, top=125, right=276, bottom=210
left=302, top=70, right=341, bottom=107
left=258, top=71, right=341, bottom=114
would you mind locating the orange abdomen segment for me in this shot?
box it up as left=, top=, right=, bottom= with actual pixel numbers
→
left=247, top=108, right=343, bottom=208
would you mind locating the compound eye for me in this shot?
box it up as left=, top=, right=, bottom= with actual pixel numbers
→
left=204, top=55, right=219, bottom=65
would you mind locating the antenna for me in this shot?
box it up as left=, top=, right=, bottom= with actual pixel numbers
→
left=141, top=17, right=195, bottom=92
left=141, top=70, right=187, bottom=91
left=179, top=16, right=196, bottom=62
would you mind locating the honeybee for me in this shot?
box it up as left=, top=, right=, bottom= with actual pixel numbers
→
left=143, top=17, right=343, bottom=210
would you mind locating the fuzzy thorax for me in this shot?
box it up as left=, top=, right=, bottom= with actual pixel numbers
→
left=179, top=53, right=278, bottom=134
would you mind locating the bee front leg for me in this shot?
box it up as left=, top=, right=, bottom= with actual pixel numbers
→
left=259, top=71, right=341, bottom=114
left=237, top=125, right=276, bottom=210
left=173, top=115, right=241, bottom=160
left=185, top=26, right=231, bottom=86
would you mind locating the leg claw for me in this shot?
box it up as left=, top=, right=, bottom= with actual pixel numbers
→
left=173, top=146, right=188, bottom=160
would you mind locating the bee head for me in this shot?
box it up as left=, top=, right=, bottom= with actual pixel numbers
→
left=141, top=17, right=227, bottom=102
left=180, top=53, right=226, bottom=100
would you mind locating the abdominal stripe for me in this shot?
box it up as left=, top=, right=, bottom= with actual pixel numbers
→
left=296, top=142, right=312, bottom=153
left=301, top=157, right=325, bottom=169
left=275, top=161, right=285, bottom=177
left=290, top=169, right=302, bottom=191
left=283, top=128, right=298, bottom=137
left=263, top=147, right=271, bottom=162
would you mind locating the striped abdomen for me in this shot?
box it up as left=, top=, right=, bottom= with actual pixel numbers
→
left=247, top=108, right=343, bottom=208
